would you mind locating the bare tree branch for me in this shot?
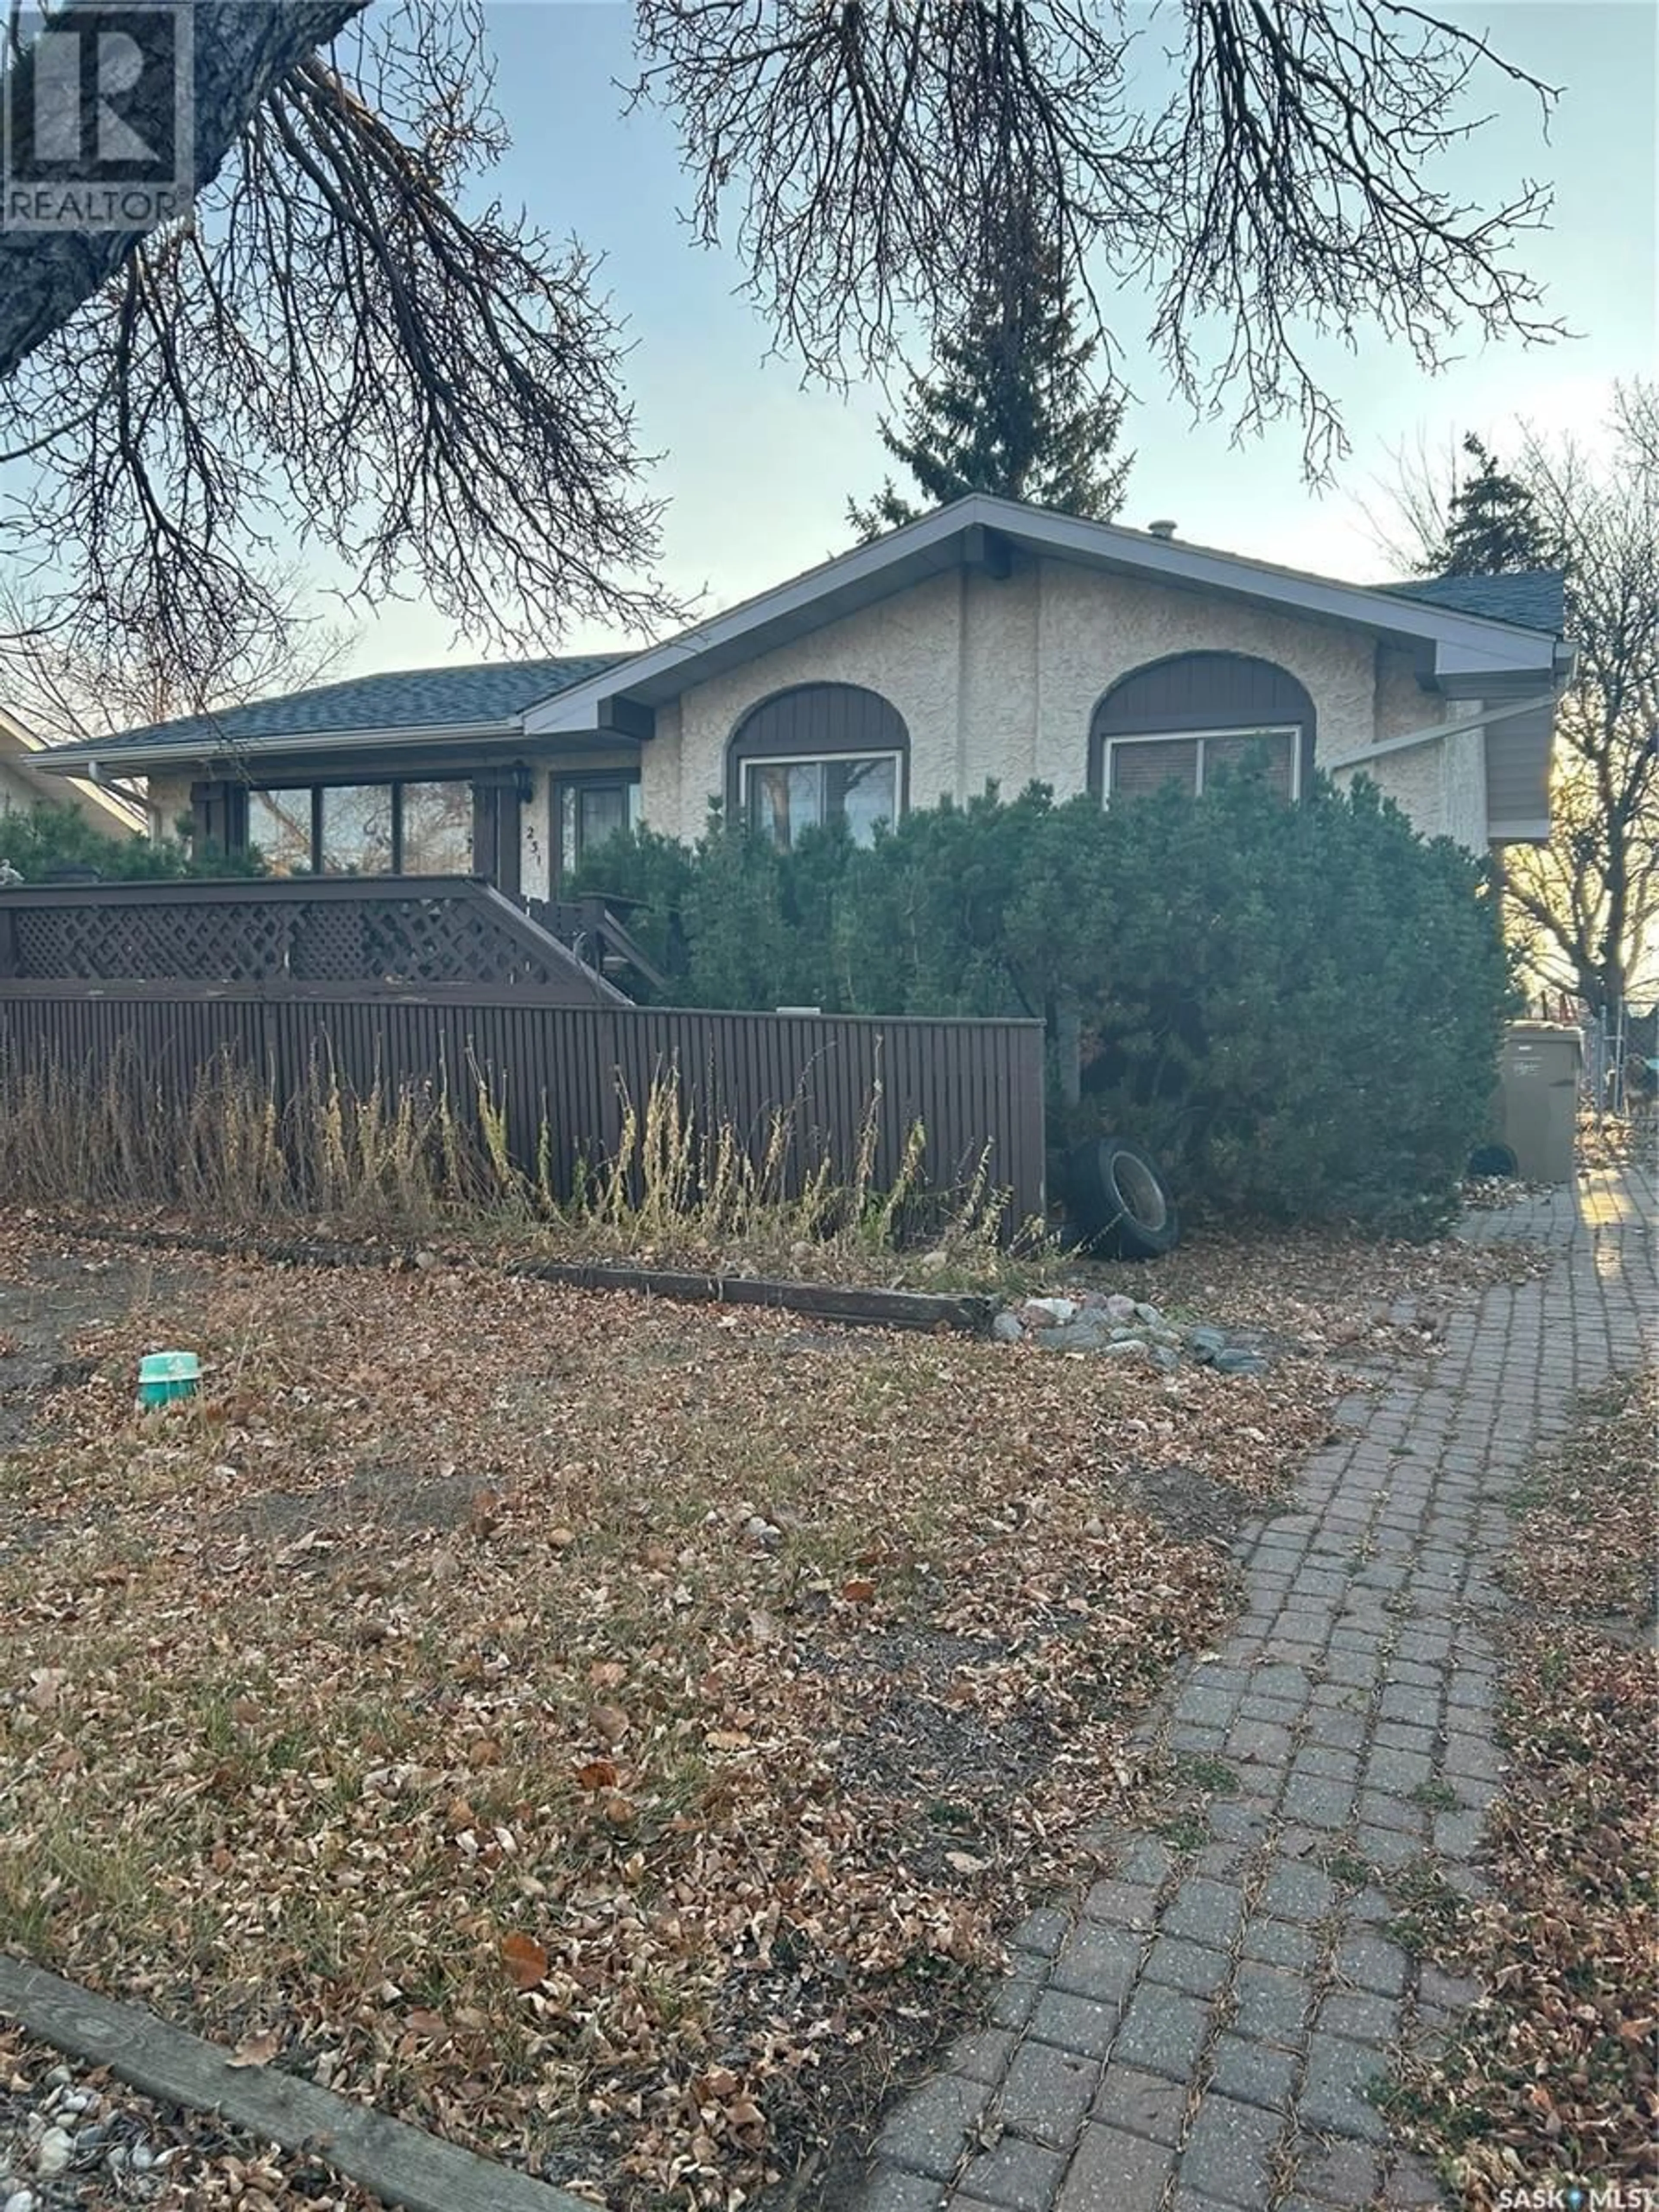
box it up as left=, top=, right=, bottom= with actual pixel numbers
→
left=1, top=0, right=679, bottom=691
left=632, top=0, right=1564, bottom=476
left=1506, top=387, right=1659, bottom=1009
left=1357, top=423, right=1461, bottom=576
left=2, top=0, right=1568, bottom=699
left=1372, top=386, right=1658, bottom=1008
left=0, top=560, right=350, bottom=743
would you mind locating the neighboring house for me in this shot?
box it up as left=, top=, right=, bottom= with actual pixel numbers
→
left=34, top=497, right=1570, bottom=896
left=0, top=706, right=148, bottom=838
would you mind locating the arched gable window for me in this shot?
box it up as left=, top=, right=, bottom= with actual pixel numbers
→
left=1089, top=653, right=1316, bottom=804
left=728, top=683, right=909, bottom=849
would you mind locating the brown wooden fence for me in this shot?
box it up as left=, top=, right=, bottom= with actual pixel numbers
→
left=0, top=881, right=1046, bottom=1231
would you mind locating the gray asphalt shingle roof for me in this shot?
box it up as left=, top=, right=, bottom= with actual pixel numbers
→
left=1374, top=571, right=1565, bottom=634
left=84, top=655, right=629, bottom=753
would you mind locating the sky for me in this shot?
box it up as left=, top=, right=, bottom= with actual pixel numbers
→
left=207, top=1, right=1659, bottom=673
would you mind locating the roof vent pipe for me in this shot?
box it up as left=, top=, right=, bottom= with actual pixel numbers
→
left=1147, top=519, right=1178, bottom=540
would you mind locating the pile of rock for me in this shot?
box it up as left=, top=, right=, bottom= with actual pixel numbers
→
left=992, top=1292, right=1269, bottom=1376
left=0, top=2063, right=175, bottom=2210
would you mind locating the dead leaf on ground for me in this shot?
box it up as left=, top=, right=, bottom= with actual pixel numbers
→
left=499, top=1933, right=549, bottom=1991
left=226, top=2029, right=281, bottom=2069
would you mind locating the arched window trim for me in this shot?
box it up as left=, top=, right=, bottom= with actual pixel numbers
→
left=1087, top=652, right=1317, bottom=805
left=726, top=681, right=910, bottom=847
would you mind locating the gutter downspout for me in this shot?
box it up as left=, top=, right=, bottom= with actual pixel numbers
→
left=1322, top=690, right=1559, bottom=775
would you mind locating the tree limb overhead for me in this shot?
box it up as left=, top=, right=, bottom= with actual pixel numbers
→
left=0, top=0, right=369, bottom=381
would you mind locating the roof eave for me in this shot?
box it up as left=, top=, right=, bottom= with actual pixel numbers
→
left=35, top=717, right=529, bottom=776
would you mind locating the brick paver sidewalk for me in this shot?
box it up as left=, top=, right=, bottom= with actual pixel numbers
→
left=856, top=1161, right=1658, bottom=2212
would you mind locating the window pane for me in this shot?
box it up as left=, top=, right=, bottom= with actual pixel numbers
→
left=747, top=756, right=899, bottom=848
left=320, top=785, right=393, bottom=874
left=558, top=786, right=581, bottom=875
left=578, top=782, right=631, bottom=855
left=400, top=781, right=473, bottom=874
left=247, top=789, right=312, bottom=875
left=827, top=756, right=897, bottom=847
left=1203, top=730, right=1296, bottom=798
left=1109, top=740, right=1199, bottom=800
left=557, top=778, right=641, bottom=874
left=747, top=761, right=823, bottom=849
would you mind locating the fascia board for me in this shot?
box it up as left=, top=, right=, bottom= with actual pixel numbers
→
left=35, top=720, right=523, bottom=775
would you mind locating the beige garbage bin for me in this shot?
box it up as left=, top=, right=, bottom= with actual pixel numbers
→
left=1495, top=1022, right=1582, bottom=1182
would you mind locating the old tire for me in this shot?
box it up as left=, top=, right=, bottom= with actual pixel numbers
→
left=1467, top=1142, right=1519, bottom=1178
left=1068, top=1138, right=1180, bottom=1259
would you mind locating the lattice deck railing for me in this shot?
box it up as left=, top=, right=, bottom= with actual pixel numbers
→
left=0, top=877, right=623, bottom=1001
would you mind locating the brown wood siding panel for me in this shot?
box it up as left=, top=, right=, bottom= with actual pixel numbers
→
left=726, top=684, right=910, bottom=817
left=496, top=791, right=523, bottom=900
left=1090, top=652, right=1317, bottom=799
left=471, top=784, right=499, bottom=877
left=1485, top=706, right=1553, bottom=830
left=0, top=992, right=1044, bottom=1236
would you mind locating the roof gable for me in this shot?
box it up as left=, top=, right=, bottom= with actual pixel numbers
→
left=527, top=496, right=1565, bottom=733
left=0, top=705, right=148, bottom=831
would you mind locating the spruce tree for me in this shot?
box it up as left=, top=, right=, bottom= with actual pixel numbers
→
left=1425, top=435, right=1552, bottom=575
left=848, top=235, right=1131, bottom=539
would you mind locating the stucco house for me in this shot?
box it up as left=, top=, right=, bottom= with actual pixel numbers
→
left=36, top=498, right=1569, bottom=895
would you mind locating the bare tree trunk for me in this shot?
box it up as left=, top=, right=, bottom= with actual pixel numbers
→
left=0, top=0, right=367, bottom=381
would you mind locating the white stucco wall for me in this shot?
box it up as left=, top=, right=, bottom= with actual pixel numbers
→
left=647, top=555, right=1477, bottom=848
left=1036, top=560, right=1382, bottom=788
left=1440, top=720, right=1490, bottom=855
left=667, top=569, right=969, bottom=826
left=0, top=762, right=39, bottom=815
left=1325, top=647, right=1489, bottom=853
left=641, top=700, right=686, bottom=840
left=146, top=773, right=194, bottom=842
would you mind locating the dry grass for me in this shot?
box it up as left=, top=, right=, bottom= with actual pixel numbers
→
left=1503, top=1370, right=1659, bottom=1621
left=0, top=1053, right=1560, bottom=1321
left=0, top=1050, right=1033, bottom=1292
left=0, top=1217, right=1347, bottom=2206
left=1389, top=1370, right=1659, bottom=2207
